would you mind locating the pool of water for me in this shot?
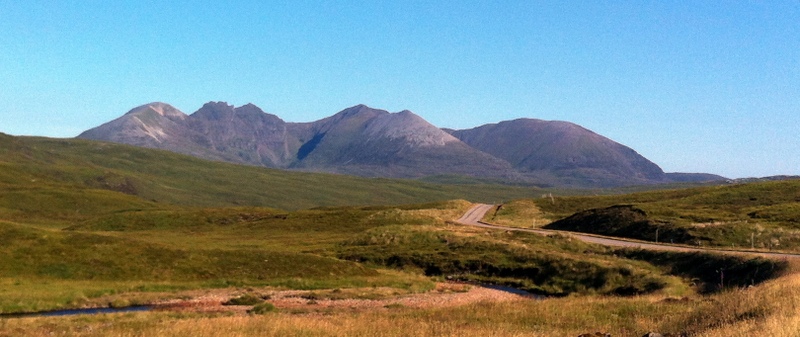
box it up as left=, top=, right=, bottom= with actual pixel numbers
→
left=1, top=305, right=152, bottom=318
left=480, top=284, right=544, bottom=298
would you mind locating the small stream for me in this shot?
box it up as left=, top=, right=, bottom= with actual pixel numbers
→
left=0, top=305, right=152, bottom=319
left=479, top=284, right=545, bottom=298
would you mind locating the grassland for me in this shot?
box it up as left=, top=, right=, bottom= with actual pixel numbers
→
left=2, top=199, right=722, bottom=313
left=0, top=134, right=550, bottom=211
left=337, top=225, right=681, bottom=296
left=0, top=201, right=465, bottom=313
left=2, top=134, right=799, bottom=336
left=492, top=179, right=800, bottom=250
left=3, top=263, right=799, bottom=337
left=2, top=198, right=793, bottom=336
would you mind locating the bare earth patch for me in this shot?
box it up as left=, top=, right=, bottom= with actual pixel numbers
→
left=152, top=283, right=525, bottom=315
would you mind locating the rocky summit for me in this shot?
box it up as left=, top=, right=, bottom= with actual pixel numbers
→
left=78, top=102, right=724, bottom=188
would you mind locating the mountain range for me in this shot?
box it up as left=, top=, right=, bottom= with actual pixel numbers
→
left=78, top=102, right=724, bottom=188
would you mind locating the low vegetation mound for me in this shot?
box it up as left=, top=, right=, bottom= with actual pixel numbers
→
left=248, top=302, right=277, bottom=314
left=223, top=294, right=265, bottom=306
left=515, top=180, right=800, bottom=250
left=618, top=250, right=789, bottom=293
left=544, top=205, right=706, bottom=245
left=337, top=226, right=670, bottom=296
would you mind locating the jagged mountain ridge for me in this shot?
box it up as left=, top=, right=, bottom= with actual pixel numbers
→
left=80, top=102, right=296, bottom=167
left=78, top=102, right=725, bottom=187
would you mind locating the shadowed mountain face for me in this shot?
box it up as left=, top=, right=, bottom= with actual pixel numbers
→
left=78, top=102, right=724, bottom=187
left=187, top=102, right=298, bottom=167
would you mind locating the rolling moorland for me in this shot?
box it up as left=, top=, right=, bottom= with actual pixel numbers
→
left=491, top=180, right=800, bottom=251
left=1, top=133, right=800, bottom=336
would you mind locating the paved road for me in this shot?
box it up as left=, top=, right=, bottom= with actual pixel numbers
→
left=456, top=204, right=495, bottom=225
left=455, top=204, right=800, bottom=260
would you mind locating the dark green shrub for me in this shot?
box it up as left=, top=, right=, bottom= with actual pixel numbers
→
left=248, top=302, right=277, bottom=314
left=223, top=294, right=263, bottom=306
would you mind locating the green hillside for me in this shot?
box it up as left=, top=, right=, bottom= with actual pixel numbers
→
left=0, top=131, right=790, bottom=337
left=0, top=133, right=546, bottom=212
left=494, top=179, right=800, bottom=250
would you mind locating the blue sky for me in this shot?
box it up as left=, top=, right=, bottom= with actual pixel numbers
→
left=1, top=1, right=798, bottom=178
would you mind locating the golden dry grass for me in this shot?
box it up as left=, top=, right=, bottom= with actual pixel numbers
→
left=5, top=269, right=799, bottom=337
left=486, top=199, right=550, bottom=228
left=695, top=269, right=800, bottom=337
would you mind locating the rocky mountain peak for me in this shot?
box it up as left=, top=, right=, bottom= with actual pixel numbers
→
left=232, top=103, right=285, bottom=124
left=124, top=102, right=186, bottom=120
left=309, top=104, right=388, bottom=135
left=191, top=101, right=236, bottom=121
left=335, top=104, right=386, bottom=118
left=364, top=109, right=458, bottom=147
left=235, top=103, right=262, bottom=114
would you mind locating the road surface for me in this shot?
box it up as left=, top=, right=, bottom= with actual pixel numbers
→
left=455, top=204, right=800, bottom=260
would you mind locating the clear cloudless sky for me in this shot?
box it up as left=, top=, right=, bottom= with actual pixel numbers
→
left=0, top=1, right=798, bottom=178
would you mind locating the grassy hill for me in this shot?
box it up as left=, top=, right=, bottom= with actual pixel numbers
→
left=493, top=179, right=800, bottom=250
left=0, top=133, right=550, bottom=212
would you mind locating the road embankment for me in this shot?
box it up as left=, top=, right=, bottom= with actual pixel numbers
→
left=455, top=204, right=800, bottom=260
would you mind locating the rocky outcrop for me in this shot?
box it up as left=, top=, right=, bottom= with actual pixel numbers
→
left=544, top=205, right=702, bottom=244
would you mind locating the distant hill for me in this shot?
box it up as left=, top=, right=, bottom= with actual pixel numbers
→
left=729, top=175, right=800, bottom=183
left=78, top=102, right=726, bottom=187
left=448, top=119, right=669, bottom=187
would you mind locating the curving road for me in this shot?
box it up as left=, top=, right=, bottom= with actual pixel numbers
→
left=455, top=204, right=800, bottom=260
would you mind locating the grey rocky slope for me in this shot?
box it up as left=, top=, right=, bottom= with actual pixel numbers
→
left=448, top=119, right=667, bottom=187
left=78, top=102, right=725, bottom=187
